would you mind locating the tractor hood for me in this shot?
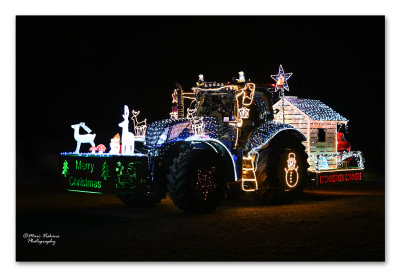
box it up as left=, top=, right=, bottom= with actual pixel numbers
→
left=145, top=117, right=219, bottom=148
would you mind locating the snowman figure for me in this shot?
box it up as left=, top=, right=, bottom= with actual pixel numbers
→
left=284, top=153, right=299, bottom=187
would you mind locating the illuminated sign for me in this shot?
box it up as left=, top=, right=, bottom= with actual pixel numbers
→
left=284, top=152, right=299, bottom=188
left=59, top=155, right=148, bottom=194
left=316, top=170, right=363, bottom=185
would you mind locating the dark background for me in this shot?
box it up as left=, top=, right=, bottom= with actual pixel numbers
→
left=16, top=16, right=385, bottom=184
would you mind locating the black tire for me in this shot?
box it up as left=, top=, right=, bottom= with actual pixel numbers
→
left=167, top=148, right=226, bottom=213
left=253, top=137, right=309, bottom=204
left=117, top=183, right=166, bottom=207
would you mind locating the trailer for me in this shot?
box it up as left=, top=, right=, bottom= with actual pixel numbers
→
left=273, top=96, right=364, bottom=186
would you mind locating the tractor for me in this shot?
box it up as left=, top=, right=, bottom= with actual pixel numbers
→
left=118, top=75, right=309, bottom=212
left=60, top=73, right=310, bottom=213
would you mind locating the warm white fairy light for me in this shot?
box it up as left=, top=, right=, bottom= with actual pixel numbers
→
left=192, top=84, right=238, bottom=93
left=234, top=82, right=256, bottom=146
left=241, top=154, right=258, bottom=191
left=284, top=152, right=299, bottom=187
left=131, top=109, right=147, bottom=138
left=238, top=107, right=250, bottom=119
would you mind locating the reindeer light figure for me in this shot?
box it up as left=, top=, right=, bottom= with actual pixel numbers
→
left=131, top=110, right=147, bottom=138
left=71, top=122, right=96, bottom=154
left=191, top=117, right=205, bottom=137
left=186, top=105, right=204, bottom=136
left=119, top=105, right=135, bottom=155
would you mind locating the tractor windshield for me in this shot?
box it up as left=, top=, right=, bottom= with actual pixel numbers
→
left=197, top=92, right=234, bottom=122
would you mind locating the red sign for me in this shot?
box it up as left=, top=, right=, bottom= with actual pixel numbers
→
left=317, top=170, right=363, bottom=185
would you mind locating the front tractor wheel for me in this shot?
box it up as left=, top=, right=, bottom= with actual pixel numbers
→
left=167, top=148, right=226, bottom=213
left=253, top=138, right=309, bottom=204
left=117, top=185, right=166, bottom=207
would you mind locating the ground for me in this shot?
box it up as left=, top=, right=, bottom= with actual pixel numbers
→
left=16, top=177, right=384, bottom=261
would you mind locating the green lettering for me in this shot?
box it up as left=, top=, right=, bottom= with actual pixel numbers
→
left=66, top=174, right=102, bottom=190
left=69, top=176, right=76, bottom=186
left=75, top=160, right=95, bottom=173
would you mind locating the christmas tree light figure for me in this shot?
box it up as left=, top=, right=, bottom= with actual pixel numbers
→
left=61, top=160, right=69, bottom=177
left=101, top=161, right=110, bottom=180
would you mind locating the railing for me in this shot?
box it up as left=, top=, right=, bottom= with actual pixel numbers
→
left=310, top=151, right=364, bottom=171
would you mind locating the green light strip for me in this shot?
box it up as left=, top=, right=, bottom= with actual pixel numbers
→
left=66, top=189, right=103, bottom=194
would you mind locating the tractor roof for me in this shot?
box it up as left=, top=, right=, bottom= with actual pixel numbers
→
left=284, top=97, right=348, bottom=122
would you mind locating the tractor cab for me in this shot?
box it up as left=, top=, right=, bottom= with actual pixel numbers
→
left=197, top=92, right=234, bottom=123
left=194, top=83, right=274, bottom=124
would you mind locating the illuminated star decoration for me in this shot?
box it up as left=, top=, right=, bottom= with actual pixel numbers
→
left=271, top=64, right=293, bottom=92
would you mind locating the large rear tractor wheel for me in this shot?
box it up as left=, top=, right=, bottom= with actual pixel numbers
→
left=253, top=138, right=309, bottom=204
left=167, top=148, right=226, bottom=213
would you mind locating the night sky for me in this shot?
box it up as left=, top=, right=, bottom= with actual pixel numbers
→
left=16, top=16, right=385, bottom=176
